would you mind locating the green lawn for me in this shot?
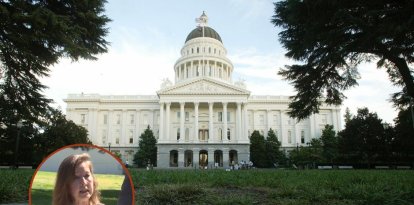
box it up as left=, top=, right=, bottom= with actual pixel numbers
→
left=31, top=171, right=124, bottom=205
left=131, top=169, right=414, bottom=205
left=2, top=169, right=414, bottom=205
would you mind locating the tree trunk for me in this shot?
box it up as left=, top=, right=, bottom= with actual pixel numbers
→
left=389, top=56, right=414, bottom=100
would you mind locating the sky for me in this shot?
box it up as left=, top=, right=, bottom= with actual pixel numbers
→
left=41, top=0, right=401, bottom=127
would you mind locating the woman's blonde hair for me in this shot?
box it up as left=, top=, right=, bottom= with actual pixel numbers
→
left=52, top=153, right=101, bottom=205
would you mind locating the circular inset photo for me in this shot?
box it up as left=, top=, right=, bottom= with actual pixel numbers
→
left=29, top=144, right=134, bottom=205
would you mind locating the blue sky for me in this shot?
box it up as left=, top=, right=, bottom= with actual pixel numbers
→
left=42, top=0, right=400, bottom=126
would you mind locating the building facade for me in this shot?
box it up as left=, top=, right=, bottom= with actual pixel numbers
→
left=64, top=12, right=341, bottom=168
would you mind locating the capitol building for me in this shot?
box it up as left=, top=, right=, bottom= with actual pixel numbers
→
left=64, top=12, right=341, bottom=168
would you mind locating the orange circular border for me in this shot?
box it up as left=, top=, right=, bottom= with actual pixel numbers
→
left=28, top=143, right=135, bottom=205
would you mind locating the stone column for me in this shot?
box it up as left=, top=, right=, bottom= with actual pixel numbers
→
left=159, top=103, right=164, bottom=141
left=178, top=148, right=184, bottom=168
left=208, top=102, right=214, bottom=142
left=309, top=113, right=315, bottom=140
left=243, top=102, right=248, bottom=142
left=180, top=102, right=185, bottom=142
left=184, top=63, right=187, bottom=79
left=208, top=148, right=215, bottom=169
left=280, top=110, right=285, bottom=146
left=121, top=109, right=127, bottom=145
left=194, top=102, right=199, bottom=143
left=192, top=148, right=200, bottom=168
left=222, top=102, right=228, bottom=142
left=165, top=102, right=171, bottom=142
left=236, top=102, right=242, bottom=142
left=222, top=148, right=229, bottom=168
left=266, top=109, right=271, bottom=138
left=135, top=109, right=140, bottom=143
left=108, top=110, right=113, bottom=145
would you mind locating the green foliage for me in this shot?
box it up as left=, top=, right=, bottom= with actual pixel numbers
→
left=0, top=0, right=110, bottom=127
left=320, top=124, right=338, bottom=164
left=272, top=0, right=414, bottom=119
left=344, top=107, right=352, bottom=124
left=33, top=107, right=91, bottom=164
left=133, top=126, right=157, bottom=167
left=392, top=108, right=414, bottom=163
left=249, top=130, right=267, bottom=168
left=289, top=138, right=323, bottom=168
left=0, top=169, right=34, bottom=203
left=338, top=108, right=391, bottom=166
left=265, top=128, right=285, bottom=167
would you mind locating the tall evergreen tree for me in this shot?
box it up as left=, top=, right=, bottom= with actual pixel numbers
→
left=344, top=107, right=352, bottom=124
left=0, top=0, right=110, bottom=122
left=320, top=124, right=338, bottom=164
left=249, top=130, right=267, bottom=168
left=265, top=128, right=284, bottom=167
left=134, top=126, right=157, bottom=168
left=272, top=0, right=414, bottom=120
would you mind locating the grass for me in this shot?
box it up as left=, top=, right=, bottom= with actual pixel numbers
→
left=2, top=168, right=414, bottom=205
left=131, top=169, right=414, bottom=205
left=30, top=171, right=124, bottom=205
left=0, top=169, right=34, bottom=203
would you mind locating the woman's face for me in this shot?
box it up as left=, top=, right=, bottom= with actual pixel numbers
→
left=70, top=161, right=94, bottom=204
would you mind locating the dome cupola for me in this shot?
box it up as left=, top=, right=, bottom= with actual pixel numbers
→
left=174, top=11, right=234, bottom=84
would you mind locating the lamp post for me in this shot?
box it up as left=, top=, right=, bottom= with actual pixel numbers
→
left=296, top=142, right=299, bottom=153
left=14, top=120, right=23, bottom=169
left=108, top=142, right=111, bottom=152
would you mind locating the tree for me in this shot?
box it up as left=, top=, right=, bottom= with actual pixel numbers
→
left=344, top=107, right=352, bottom=124
left=320, top=124, right=338, bottom=164
left=265, top=128, right=285, bottom=167
left=272, top=1, right=414, bottom=119
left=0, top=0, right=110, bottom=122
left=338, top=108, right=390, bottom=167
left=134, top=126, right=157, bottom=168
left=392, top=108, right=414, bottom=163
left=33, top=107, right=91, bottom=164
left=249, top=130, right=267, bottom=168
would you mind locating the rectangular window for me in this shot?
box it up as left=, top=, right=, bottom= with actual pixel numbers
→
left=301, top=130, right=305, bottom=144
left=273, top=115, right=278, bottom=125
left=102, top=131, right=107, bottom=144
left=321, top=114, right=327, bottom=124
left=81, top=114, right=86, bottom=124
left=177, top=111, right=180, bottom=121
left=259, top=115, right=264, bottom=125
left=116, top=137, right=120, bottom=144
left=103, top=114, right=108, bottom=124
left=227, top=112, right=230, bottom=122
left=129, top=130, right=133, bottom=144
left=143, top=114, right=148, bottom=125
left=130, top=114, right=134, bottom=124
left=185, top=112, right=189, bottom=121
left=218, top=112, right=223, bottom=122
left=288, top=131, right=292, bottom=144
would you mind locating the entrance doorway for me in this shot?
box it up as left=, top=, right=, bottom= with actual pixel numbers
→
left=214, top=150, right=223, bottom=167
left=184, top=150, right=193, bottom=167
left=199, top=150, right=208, bottom=169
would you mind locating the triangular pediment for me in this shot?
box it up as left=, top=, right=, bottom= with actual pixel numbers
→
left=157, top=77, right=250, bottom=96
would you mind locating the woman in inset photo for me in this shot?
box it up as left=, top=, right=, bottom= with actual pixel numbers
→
left=29, top=144, right=134, bottom=205
left=53, top=153, right=103, bottom=205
